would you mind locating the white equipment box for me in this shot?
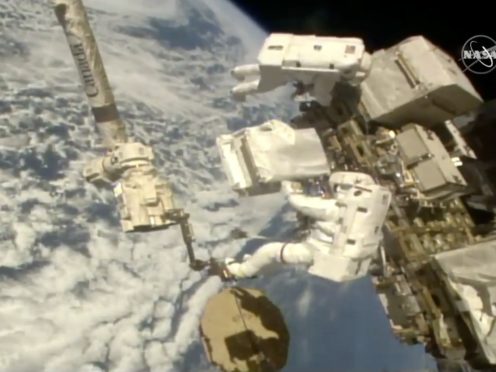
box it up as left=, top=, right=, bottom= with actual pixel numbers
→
left=217, top=120, right=330, bottom=196
left=360, top=36, right=482, bottom=127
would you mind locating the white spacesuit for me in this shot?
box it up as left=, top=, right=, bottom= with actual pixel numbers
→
left=224, top=172, right=392, bottom=282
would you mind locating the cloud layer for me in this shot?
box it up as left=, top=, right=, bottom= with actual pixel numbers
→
left=0, top=1, right=292, bottom=371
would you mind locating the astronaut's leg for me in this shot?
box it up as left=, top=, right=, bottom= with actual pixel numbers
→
left=225, top=242, right=314, bottom=279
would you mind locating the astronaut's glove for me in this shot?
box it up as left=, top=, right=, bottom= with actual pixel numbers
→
left=207, top=258, right=236, bottom=282
left=208, top=256, right=259, bottom=281
left=281, top=180, right=304, bottom=195
left=225, top=257, right=259, bottom=280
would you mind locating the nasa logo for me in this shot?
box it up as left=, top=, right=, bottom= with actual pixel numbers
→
left=460, top=35, right=496, bottom=75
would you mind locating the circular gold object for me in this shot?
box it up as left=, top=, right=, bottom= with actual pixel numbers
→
left=200, top=287, right=290, bottom=372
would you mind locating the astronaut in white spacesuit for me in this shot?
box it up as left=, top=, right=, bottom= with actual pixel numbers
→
left=215, top=171, right=392, bottom=283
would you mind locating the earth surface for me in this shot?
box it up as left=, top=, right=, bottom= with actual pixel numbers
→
left=0, top=0, right=435, bottom=371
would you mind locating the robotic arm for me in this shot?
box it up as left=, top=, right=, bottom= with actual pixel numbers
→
left=83, top=142, right=179, bottom=232
left=53, top=0, right=206, bottom=270
left=53, top=0, right=179, bottom=233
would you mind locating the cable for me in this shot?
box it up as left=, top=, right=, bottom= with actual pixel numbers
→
left=232, top=288, right=279, bottom=372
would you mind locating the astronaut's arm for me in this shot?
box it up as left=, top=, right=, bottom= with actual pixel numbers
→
left=287, top=194, right=338, bottom=221
left=282, top=181, right=337, bottom=221
left=223, top=242, right=313, bottom=279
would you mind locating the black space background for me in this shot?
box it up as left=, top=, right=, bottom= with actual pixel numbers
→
left=231, top=0, right=495, bottom=101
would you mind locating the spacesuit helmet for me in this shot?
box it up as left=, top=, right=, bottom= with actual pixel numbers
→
left=328, top=171, right=375, bottom=193
left=303, top=175, right=333, bottom=198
